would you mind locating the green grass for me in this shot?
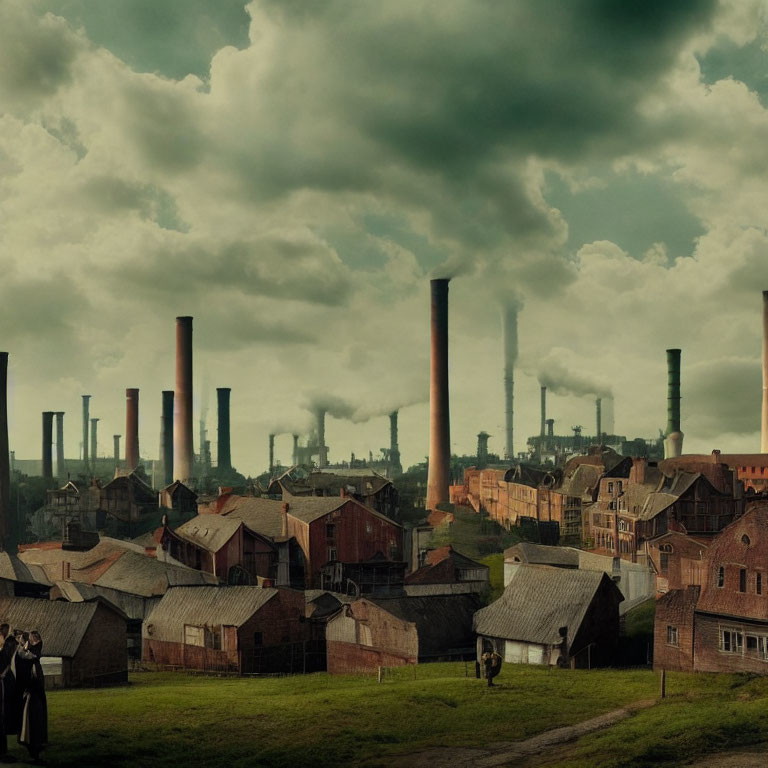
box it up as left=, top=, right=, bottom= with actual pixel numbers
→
left=429, top=504, right=519, bottom=560
left=480, top=552, right=505, bottom=601
left=624, top=599, right=656, bottom=640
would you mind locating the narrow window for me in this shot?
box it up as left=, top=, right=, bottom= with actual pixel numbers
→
left=660, top=553, right=669, bottom=573
left=758, top=573, right=763, bottom=595
left=326, top=523, right=336, bottom=539
left=740, top=569, right=747, bottom=593
left=666, top=626, right=678, bottom=647
left=327, top=546, right=337, bottom=562
left=608, top=482, right=614, bottom=493
left=717, top=566, right=725, bottom=588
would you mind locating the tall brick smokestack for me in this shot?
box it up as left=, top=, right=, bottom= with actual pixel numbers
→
left=540, top=386, right=547, bottom=438
left=0, top=355, right=10, bottom=551
left=596, top=398, right=602, bottom=444
left=316, top=409, right=327, bottom=468
left=55, top=412, right=64, bottom=478
left=762, top=291, right=768, bottom=451
left=113, top=435, right=121, bottom=470
left=292, top=434, right=299, bottom=466
left=216, top=388, right=231, bottom=472
left=174, top=316, right=193, bottom=482
left=268, top=434, right=275, bottom=474
left=42, top=411, right=54, bottom=480
left=389, top=410, right=402, bottom=476
left=81, top=395, right=90, bottom=469
left=664, top=348, right=684, bottom=458
left=126, top=388, right=140, bottom=470
left=161, top=391, right=174, bottom=485
left=90, top=418, right=99, bottom=465
left=427, top=278, right=450, bottom=512
left=502, top=306, right=517, bottom=460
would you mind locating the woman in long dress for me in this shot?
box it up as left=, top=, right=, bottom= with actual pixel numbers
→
left=17, top=632, right=47, bottom=764
left=0, top=634, right=17, bottom=762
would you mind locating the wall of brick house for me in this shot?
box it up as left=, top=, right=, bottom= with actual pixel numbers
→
left=694, top=614, right=768, bottom=674
left=653, top=601, right=695, bottom=672
left=327, top=640, right=416, bottom=675
left=71, top=603, right=128, bottom=685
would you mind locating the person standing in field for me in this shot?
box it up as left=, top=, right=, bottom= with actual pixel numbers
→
left=481, top=649, right=502, bottom=687
left=0, top=633, right=17, bottom=763
left=17, top=631, right=47, bottom=765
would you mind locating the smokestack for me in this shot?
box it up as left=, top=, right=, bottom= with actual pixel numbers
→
left=316, top=409, right=327, bottom=468
left=664, top=348, right=684, bottom=458
left=125, top=388, right=140, bottom=471
left=173, top=316, right=194, bottom=483
left=546, top=419, right=554, bottom=439
left=90, top=418, right=99, bottom=465
left=55, top=412, right=65, bottom=478
left=427, top=278, right=450, bottom=511
left=389, top=411, right=402, bottom=476
left=0, top=354, right=10, bottom=551
left=161, top=391, right=173, bottom=485
left=113, top=435, right=121, bottom=470
left=268, top=433, right=275, bottom=475
left=540, top=386, right=547, bottom=438
left=502, top=306, right=517, bottom=460
left=216, top=388, right=231, bottom=472
left=81, top=395, right=90, bottom=469
left=292, top=434, right=299, bottom=466
left=42, top=411, right=54, bottom=480
left=477, top=431, right=490, bottom=468
left=762, top=291, right=768, bottom=452
left=596, top=398, right=602, bottom=444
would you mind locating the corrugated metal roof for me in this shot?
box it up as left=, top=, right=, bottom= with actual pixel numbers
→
left=473, top=565, right=620, bottom=645
left=0, top=597, right=103, bottom=657
left=504, top=543, right=580, bottom=567
left=0, top=552, right=51, bottom=586
left=144, top=586, right=278, bottom=643
left=53, top=581, right=162, bottom=620
left=175, top=515, right=242, bottom=553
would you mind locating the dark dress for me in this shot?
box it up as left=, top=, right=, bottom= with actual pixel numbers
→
left=0, top=638, right=17, bottom=752
left=17, top=643, right=47, bottom=758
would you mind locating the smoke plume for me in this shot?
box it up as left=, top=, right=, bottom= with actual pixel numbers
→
left=538, top=353, right=612, bottom=400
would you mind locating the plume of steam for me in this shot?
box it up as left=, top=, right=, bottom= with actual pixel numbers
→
left=304, top=390, right=427, bottom=424
left=538, top=353, right=612, bottom=400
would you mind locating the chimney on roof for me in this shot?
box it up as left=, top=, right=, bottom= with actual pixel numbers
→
left=90, top=417, right=99, bottom=464
left=62, top=561, right=70, bottom=580
left=55, top=412, right=65, bottom=479
left=596, top=398, right=602, bottom=444
left=268, top=433, right=275, bottom=475
left=426, top=278, right=451, bottom=512
left=292, top=434, right=299, bottom=466
left=81, top=395, right=91, bottom=470
left=216, top=387, right=232, bottom=473
left=712, top=449, right=721, bottom=464
left=664, top=349, right=684, bottom=459
left=630, top=457, right=647, bottom=486
left=173, top=316, right=194, bottom=483
left=0, top=354, right=10, bottom=552
left=42, top=411, right=54, bottom=480
left=281, top=502, right=289, bottom=537
left=161, top=390, right=174, bottom=485
left=540, top=386, right=547, bottom=438
left=113, top=435, right=121, bottom=470
left=125, top=388, right=140, bottom=471
left=762, top=291, right=768, bottom=452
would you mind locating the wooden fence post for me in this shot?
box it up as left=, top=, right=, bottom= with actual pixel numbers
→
left=377, top=666, right=382, bottom=683
left=660, top=668, right=666, bottom=699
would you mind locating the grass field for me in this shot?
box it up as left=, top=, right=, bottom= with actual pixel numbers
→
left=30, top=664, right=768, bottom=768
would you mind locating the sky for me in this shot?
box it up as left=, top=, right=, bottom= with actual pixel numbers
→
left=3, top=0, right=768, bottom=474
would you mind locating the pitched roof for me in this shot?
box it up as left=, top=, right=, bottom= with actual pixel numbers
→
left=473, top=565, right=621, bottom=645
left=0, top=552, right=51, bottom=586
left=175, top=514, right=243, bottom=553
left=557, top=463, right=602, bottom=499
left=405, top=546, right=488, bottom=585
left=52, top=581, right=160, bottom=620
left=144, top=586, right=278, bottom=643
left=504, top=542, right=580, bottom=568
left=0, top=596, right=120, bottom=657
left=636, top=472, right=701, bottom=521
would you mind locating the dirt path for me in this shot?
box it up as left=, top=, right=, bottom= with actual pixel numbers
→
left=685, top=745, right=768, bottom=767
left=378, top=699, right=656, bottom=768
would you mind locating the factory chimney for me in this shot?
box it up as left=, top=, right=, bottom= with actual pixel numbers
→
left=81, top=395, right=90, bottom=470
left=664, top=349, right=684, bottom=458
left=90, top=418, right=99, bottom=465
left=161, top=391, right=174, bottom=485
left=268, top=433, right=275, bottom=475
left=540, top=386, right=547, bottom=438
left=426, top=278, right=451, bottom=511
left=292, top=434, right=299, bottom=466
left=173, top=316, right=193, bottom=483
left=125, top=388, right=140, bottom=470
left=316, top=409, right=328, bottom=468
left=216, top=388, right=231, bottom=473
left=762, top=291, right=768, bottom=452
left=502, top=306, right=517, bottom=460
left=389, top=411, right=402, bottom=476
left=113, top=435, right=121, bottom=470
left=476, top=432, right=490, bottom=469
left=42, top=411, right=54, bottom=480
left=546, top=419, right=555, bottom=439
left=55, top=412, right=65, bottom=479
left=596, top=398, right=602, bottom=445
left=0, top=354, right=10, bottom=551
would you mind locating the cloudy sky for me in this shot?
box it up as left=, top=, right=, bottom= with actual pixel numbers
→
left=3, top=0, right=768, bottom=473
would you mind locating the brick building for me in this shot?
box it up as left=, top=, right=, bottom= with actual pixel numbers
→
left=646, top=531, right=709, bottom=594
left=655, top=502, right=768, bottom=674
left=143, top=586, right=308, bottom=673
left=662, top=451, right=768, bottom=494
left=404, top=545, right=489, bottom=596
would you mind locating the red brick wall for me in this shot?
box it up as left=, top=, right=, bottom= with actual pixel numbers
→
left=653, top=598, right=695, bottom=672
left=327, top=641, right=415, bottom=675
left=71, top=603, right=128, bottom=686
left=693, top=614, right=768, bottom=674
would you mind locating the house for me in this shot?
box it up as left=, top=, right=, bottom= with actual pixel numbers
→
left=326, top=594, right=479, bottom=674
left=158, top=480, right=198, bottom=522
left=143, top=586, right=308, bottom=673
left=646, top=531, right=709, bottom=594
left=0, top=551, right=50, bottom=598
left=404, top=546, right=489, bottom=596
left=473, top=564, right=623, bottom=667
left=655, top=502, right=768, bottom=674
left=0, top=596, right=128, bottom=687
left=99, top=471, right=158, bottom=532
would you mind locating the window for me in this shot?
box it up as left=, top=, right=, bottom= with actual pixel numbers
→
left=758, top=573, right=763, bottom=595
left=327, top=546, right=337, bottom=562
left=326, top=523, right=336, bottom=539
left=717, top=566, right=725, bottom=588
left=666, top=625, right=678, bottom=647
left=742, top=534, right=751, bottom=546
left=608, top=482, right=614, bottom=493
left=616, top=481, right=623, bottom=492
left=660, top=553, right=669, bottom=573
left=184, top=625, right=204, bottom=647
left=720, top=628, right=743, bottom=653
left=740, top=568, right=747, bottom=593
